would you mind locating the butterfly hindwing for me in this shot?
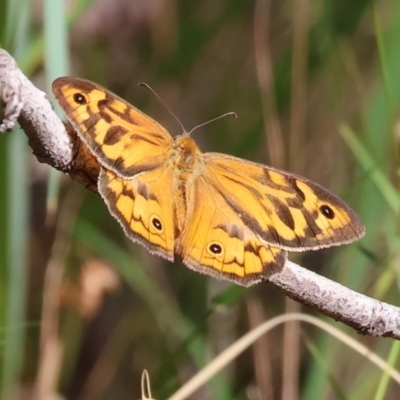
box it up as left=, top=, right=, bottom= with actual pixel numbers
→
left=176, top=176, right=287, bottom=287
left=98, top=167, right=175, bottom=261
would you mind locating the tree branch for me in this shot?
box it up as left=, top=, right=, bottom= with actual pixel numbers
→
left=0, top=48, right=100, bottom=190
left=1, top=48, right=398, bottom=340
left=269, top=261, right=400, bottom=339
left=0, top=49, right=73, bottom=169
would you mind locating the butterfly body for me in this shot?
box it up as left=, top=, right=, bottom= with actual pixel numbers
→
left=52, top=77, right=365, bottom=287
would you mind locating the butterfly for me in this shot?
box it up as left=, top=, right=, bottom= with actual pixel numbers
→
left=52, top=77, right=365, bottom=287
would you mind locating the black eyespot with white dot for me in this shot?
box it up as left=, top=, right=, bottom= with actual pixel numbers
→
left=208, top=242, right=223, bottom=255
left=320, top=204, right=335, bottom=219
left=151, top=216, right=163, bottom=232
left=73, top=92, right=87, bottom=105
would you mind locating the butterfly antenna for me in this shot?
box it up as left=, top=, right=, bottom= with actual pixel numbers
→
left=138, top=82, right=187, bottom=133
left=188, top=112, right=237, bottom=135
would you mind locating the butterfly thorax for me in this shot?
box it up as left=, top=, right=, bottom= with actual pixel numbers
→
left=169, top=133, right=204, bottom=238
left=173, top=133, right=202, bottom=172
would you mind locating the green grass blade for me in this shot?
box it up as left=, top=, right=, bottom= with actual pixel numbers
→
left=1, top=132, right=29, bottom=399
left=304, top=335, right=348, bottom=400
left=43, top=0, right=70, bottom=219
left=0, top=0, right=31, bottom=397
left=20, top=0, right=96, bottom=75
left=374, top=341, right=400, bottom=400
left=340, top=124, right=399, bottom=215
left=373, top=5, right=394, bottom=128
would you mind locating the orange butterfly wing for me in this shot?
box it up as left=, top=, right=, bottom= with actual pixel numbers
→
left=52, top=77, right=175, bottom=177
left=176, top=174, right=287, bottom=286
left=175, top=152, right=364, bottom=285
left=99, top=167, right=175, bottom=260
left=199, top=153, right=365, bottom=250
left=53, top=77, right=177, bottom=260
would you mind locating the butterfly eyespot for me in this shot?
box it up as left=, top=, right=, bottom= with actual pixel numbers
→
left=320, top=204, right=335, bottom=219
left=151, top=216, right=163, bottom=233
left=208, top=242, right=224, bottom=256
left=73, top=92, right=87, bottom=105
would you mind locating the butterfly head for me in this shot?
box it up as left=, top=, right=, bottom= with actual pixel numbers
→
left=174, top=133, right=202, bottom=167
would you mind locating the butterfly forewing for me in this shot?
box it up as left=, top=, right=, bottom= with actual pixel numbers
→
left=52, top=77, right=175, bottom=177
left=203, top=153, right=365, bottom=251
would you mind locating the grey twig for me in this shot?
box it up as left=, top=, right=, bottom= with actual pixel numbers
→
left=0, top=48, right=73, bottom=170
left=269, top=261, right=400, bottom=339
